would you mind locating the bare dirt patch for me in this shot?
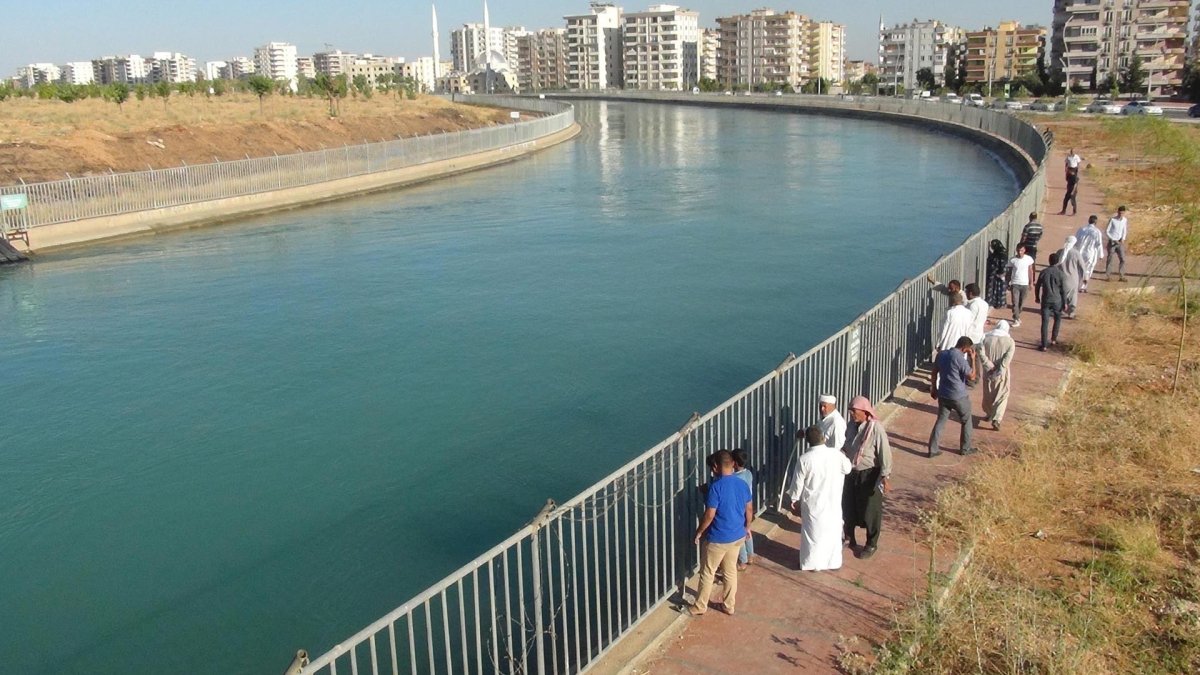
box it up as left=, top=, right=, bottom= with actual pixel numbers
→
left=0, top=94, right=518, bottom=184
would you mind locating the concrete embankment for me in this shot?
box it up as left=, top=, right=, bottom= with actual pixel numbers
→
left=24, top=123, right=580, bottom=252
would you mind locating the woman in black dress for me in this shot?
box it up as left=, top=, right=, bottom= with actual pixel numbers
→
left=986, top=239, right=1008, bottom=308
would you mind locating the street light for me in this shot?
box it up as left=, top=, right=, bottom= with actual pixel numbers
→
left=1059, top=14, right=1078, bottom=111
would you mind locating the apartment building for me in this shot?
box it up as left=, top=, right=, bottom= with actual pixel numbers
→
left=296, top=56, right=316, bottom=80
left=844, top=59, right=877, bottom=83
left=61, top=62, right=95, bottom=85
left=451, top=23, right=508, bottom=72
left=312, top=50, right=356, bottom=78
left=716, top=9, right=809, bottom=91
left=345, top=55, right=399, bottom=88
left=254, top=42, right=299, bottom=89
left=515, top=28, right=568, bottom=92
left=91, top=55, right=149, bottom=84
left=397, top=57, right=438, bottom=92
left=565, top=3, right=624, bottom=90
left=16, top=63, right=60, bottom=88
left=809, top=21, right=847, bottom=84
left=622, top=4, right=700, bottom=90
left=1051, top=0, right=1189, bottom=97
left=699, top=28, right=719, bottom=82
left=964, top=21, right=1045, bottom=85
left=221, top=57, right=256, bottom=80
left=150, top=52, right=197, bottom=83
left=878, top=20, right=964, bottom=91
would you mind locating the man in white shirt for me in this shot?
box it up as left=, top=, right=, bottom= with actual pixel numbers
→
left=935, top=294, right=976, bottom=381
left=1065, top=149, right=1083, bottom=178
left=1075, top=216, right=1106, bottom=292
left=1104, top=205, right=1129, bottom=282
left=817, top=394, right=847, bottom=452
left=964, top=283, right=990, bottom=344
left=1005, top=244, right=1036, bottom=327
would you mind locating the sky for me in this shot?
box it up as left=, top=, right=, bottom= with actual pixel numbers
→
left=2, top=0, right=1053, bottom=77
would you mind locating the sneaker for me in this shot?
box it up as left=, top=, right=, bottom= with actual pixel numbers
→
left=858, top=545, right=878, bottom=560
left=928, top=449, right=943, bottom=458
left=961, top=447, right=979, bottom=456
left=1013, top=319, right=1022, bottom=327
left=993, top=420, right=1001, bottom=431
left=687, top=605, right=706, bottom=617
left=1119, top=276, right=1128, bottom=282
left=1038, top=345, right=1047, bottom=352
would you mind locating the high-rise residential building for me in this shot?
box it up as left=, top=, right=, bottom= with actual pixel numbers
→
left=312, top=50, right=357, bottom=77
left=502, top=26, right=528, bottom=73
left=809, top=20, right=847, bottom=84
left=204, top=61, right=227, bottom=81
left=623, top=4, right=700, bottom=90
left=878, top=20, right=964, bottom=92
left=565, top=3, right=624, bottom=90
left=91, top=55, right=149, bottom=85
left=396, top=56, right=438, bottom=92
left=346, top=55, right=398, bottom=89
left=60, top=62, right=95, bottom=85
left=150, top=52, right=197, bottom=83
left=451, top=23, right=508, bottom=72
left=717, top=9, right=809, bottom=91
left=296, top=56, right=316, bottom=80
left=254, top=42, right=299, bottom=89
left=16, top=63, right=60, bottom=88
left=964, top=21, right=1045, bottom=87
left=516, top=28, right=568, bottom=92
left=1051, top=0, right=1189, bottom=97
left=220, top=57, right=256, bottom=80
left=699, top=28, right=719, bottom=82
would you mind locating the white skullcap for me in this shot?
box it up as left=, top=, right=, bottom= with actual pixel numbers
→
left=819, top=395, right=836, bottom=405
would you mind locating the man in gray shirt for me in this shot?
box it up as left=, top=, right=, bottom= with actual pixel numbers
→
left=1036, top=252, right=1070, bottom=352
left=928, top=336, right=977, bottom=458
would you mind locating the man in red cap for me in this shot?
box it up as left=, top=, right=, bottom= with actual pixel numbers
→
left=842, top=396, right=893, bottom=559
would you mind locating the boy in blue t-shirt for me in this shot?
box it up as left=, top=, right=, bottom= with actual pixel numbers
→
left=689, top=450, right=753, bottom=616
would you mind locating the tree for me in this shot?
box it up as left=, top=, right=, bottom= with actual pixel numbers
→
left=944, top=51, right=961, bottom=92
left=861, top=72, right=879, bottom=93
left=106, top=83, right=130, bottom=112
left=211, top=78, right=227, bottom=96
left=352, top=74, right=371, bottom=99
left=1120, top=53, right=1145, bottom=95
left=246, top=74, right=274, bottom=113
left=1184, top=63, right=1200, bottom=103
left=0, top=81, right=13, bottom=101
left=312, top=73, right=348, bottom=116
left=915, top=67, right=936, bottom=92
left=155, top=80, right=172, bottom=106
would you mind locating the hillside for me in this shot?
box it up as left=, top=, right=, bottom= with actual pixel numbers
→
left=0, top=94, right=518, bottom=184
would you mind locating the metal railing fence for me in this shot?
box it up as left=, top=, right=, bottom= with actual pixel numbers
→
left=298, top=97, right=1049, bottom=675
left=0, top=96, right=573, bottom=232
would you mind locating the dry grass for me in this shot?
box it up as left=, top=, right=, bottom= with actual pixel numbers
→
left=0, top=94, right=516, bottom=183
left=862, top=118, right=1200, bottom=674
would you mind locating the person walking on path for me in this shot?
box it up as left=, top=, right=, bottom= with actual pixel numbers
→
left=1105, top=206, right=1129, bottom=282
left=1057, top=235, right=1085, bottom=317
left=1006, top=244, right=1036, bottom=327
left=1059, top=169, right=1079, bottom=216
left=936, top=293, right=976, bottom=365
left=842, top=396, right=893, bottom=560
left=818, top=394, right=846, bottom=452
left=732, top=450, right=756, bottom=571
left=965, top=283, right=990, bottom=345
left=786, top=425, right=853, bottom=572
left=1064, top=148, right=1084, bottom=180
left=690, top=450, right=753, bottom=616
left=1036, top=252, right=1069, bottom=352
left=978, top=320, right=1015, bottom=431
left=1074, top=216, right=1105, bottom=292
left=928, top=336, right=979, bottom=458
left=985, top=239, right=1009, bottom=309
left=1020, top=212, right=1045, bottom=261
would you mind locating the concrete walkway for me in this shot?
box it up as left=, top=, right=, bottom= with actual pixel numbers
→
left=617, top=148, right=1154, bottom=673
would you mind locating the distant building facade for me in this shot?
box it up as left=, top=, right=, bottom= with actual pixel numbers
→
left=623, top=4, right=700, bottom=90
left=516, top=28, right=568, bottom=92
left=150, top=52, right=197, bottom=83
left=878, top=19, right=964, bottom=91
left=565, top=3, right=624, bottom=90
left=60, top=62, right=95, bottom=85
left=717, top=9, right=809, bottom=91
left=699, top=28, right=719, bottom=83
left=964, top=21, right=1045, bottom=86
left=254, top=42, right=299, bottom=89
left=809, top=20, right=847, bottom=84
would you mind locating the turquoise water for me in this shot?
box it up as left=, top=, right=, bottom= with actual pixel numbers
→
left=0, top=101, right=1018, bottom=673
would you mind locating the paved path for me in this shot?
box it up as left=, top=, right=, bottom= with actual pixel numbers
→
left=627, top=147, right=1155, bottom=673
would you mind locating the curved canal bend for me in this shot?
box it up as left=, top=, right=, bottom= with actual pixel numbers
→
left=0, top=101, right=1020, bottom=674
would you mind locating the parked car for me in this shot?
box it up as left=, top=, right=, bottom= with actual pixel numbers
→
left=964, top=93, right=985, bottom=107
left=991, top=98, right=1024, bottom=110
left=1085, top=98, right=1122, bottom=115
left=774, top=90, right=783, bottom=96
left=1028, top=99, right=1061, bottom=112
left=1191, top=103, right=1200, bottom=118
left=723, top=90, right=733, bottom=96
left=1121, top=100, right=1164, bottom=116
left=923, top=95, right=940, bottom=103
left=944, top=93, right=962, bottom=104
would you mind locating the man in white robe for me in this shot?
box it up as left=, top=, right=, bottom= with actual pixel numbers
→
left=817, top=394, right=846, bottom=451
left=1074, top=216, right=1106, bottom=292
left=787, top=425, right=853, bottom=571
left=1057, top=235, right=1086, bottom=316
left=935, top=294, right=976, bottom=380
